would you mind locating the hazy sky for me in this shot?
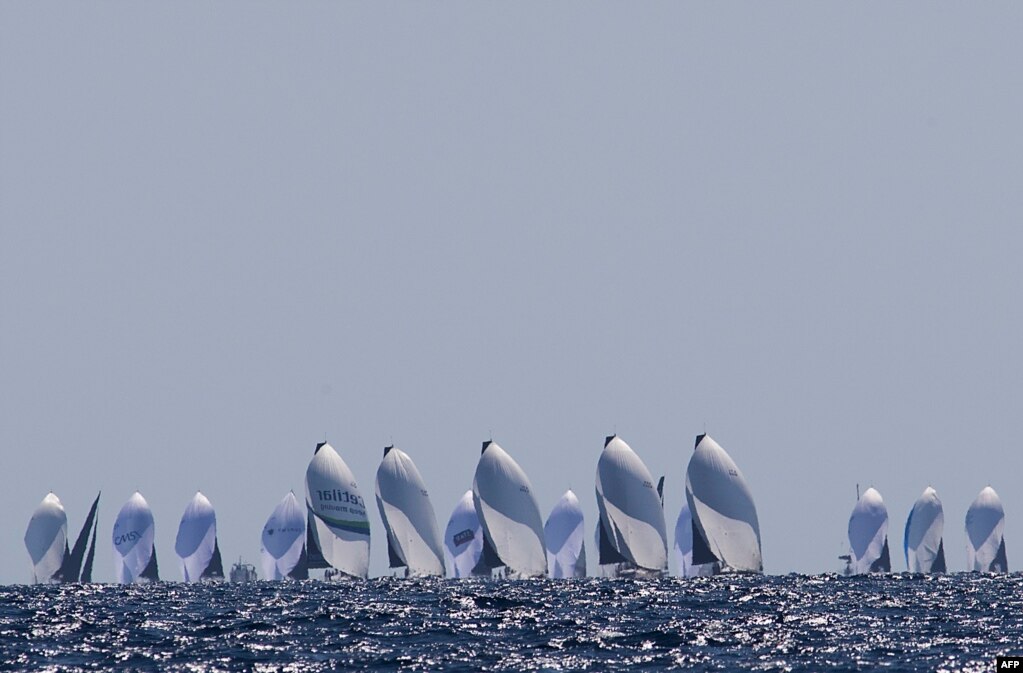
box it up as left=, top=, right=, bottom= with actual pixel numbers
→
left=2, top=3, right=1022, bottom=582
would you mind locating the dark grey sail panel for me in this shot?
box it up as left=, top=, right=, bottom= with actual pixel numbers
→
left=203, top=539, right=225, bottom=579
left=81, top=521, right=98, bottom=583
left=597, top=518, right=627, bottom=565
left=387, top=534, right=404, bottom=569
left=140, top=548, right=160, bottom=581
left=992, top=537, right=1008, bottom=573
left=481, top=532, right=504, bottom=570
left=305, top=517, right=329, bottom=570
left=691, top=518, right=718, bottom=566
left=288, top=545, right=309, bottom=580
left=61, top=492, right=100, bottom=582
left=869, top=539, right=891, bottom=573
left=933, top=540, right=947, bottom=574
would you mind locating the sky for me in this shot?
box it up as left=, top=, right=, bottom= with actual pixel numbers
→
left=2, top=3, right=1022, bottom=583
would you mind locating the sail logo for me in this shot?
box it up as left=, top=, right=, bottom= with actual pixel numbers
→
left=315, top=489, right=365, bottom=509
left=453, top=529, right=475, bottom=546
left=114, top=531, right=142, bottom=546
left=519, top=486, right=530, bottom=494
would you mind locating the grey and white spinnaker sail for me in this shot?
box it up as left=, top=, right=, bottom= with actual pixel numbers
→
left=375, top=446, right=445, bottom=577
left=444, top=490, right=487, bottom=578
left=847, top=487, right=890, bottom=574
left=473, top=441, right=547, bottom=578
left=966, top=486, right=1007, bottom=573
left=175, top=491, right=224, bottom=582
left=544, top=489, right=586, bottom=578
left=904, top=487, right=946, bottom=573
left=673, top=499, right=714, bottom=578
left=595, top=435, right=667, bottom=577
left=305, top=442, right=370, bottom=579
left=261, top=491, right=307, bottom=580
left=686, top=434, right=763, bottom=574
left=24, top=493, right=67, bottom=584
left=112, top=491, right=159, bottom=583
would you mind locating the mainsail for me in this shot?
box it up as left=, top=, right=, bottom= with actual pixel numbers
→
left=24, top=493, right=67, bottom=584
left=375, top=446, right=445, bottom=577
left=261, top=491, right=307, bottom=580
left=472, top=441, right=547, bottom=578
left=112, top=491, right=159, bottom=583
left=544, top=489, right=586, bottom=578
left=595, top=435, right=667, bottom=577
left=673, top=499, right=714, bottom=578
left=966, top=486, right=1008, bottom=573
left=904, top=487, right=946, bottom=573
left=443, top=490, right=487, bottom=577
left=175, top=491, right=224, bottom=581
left=305, top=442, right=370, bottom=579
left=685, top=434, right=763, bottom=574
left=62, top=492, right=101, bottom=583
left=848, top=487, right=890, bottom=574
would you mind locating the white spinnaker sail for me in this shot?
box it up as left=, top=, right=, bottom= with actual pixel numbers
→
left=848, top=487, right=890, bottom=574
left=112, top=492, right=158, bottom=584
left=544, top=490, right=586, bottom=578
left=472, top=441, right=547, bottom=578
left=673, top=499, right=714, bottom=578
left=175, top=491, right=219, bottom=582
left=904, top=487, right=946, bottom=573
left=261, top=491, right=306, bottom=580
left=444, top=490, right=485, bottom=577
left=966, top=486, right=1007, bottom=573
left=685, top=434, right=762, bottom=573
left=375, top=446, right=445, bottom=577
left=24, top=493, right=68, bottom=584
left=595, top=435, right=667, bottom=573
left=305, top=442, right=370, bottom=579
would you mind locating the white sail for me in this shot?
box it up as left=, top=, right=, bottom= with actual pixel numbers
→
left=966, top=486, right=1007, bottom=573
left=375, top=446, right=445, bottom=577
left=112, top=491, right=159, bottom=583
left=904, top=487, right=946, bottom=573
left=544, top=489, right=586, bottom=578
left=444, top=490, right=486, bottom=577
left=305, top=442, right=370, bottom=579
left=847, top=487, right=890, bottom=574
left=672, top=499, right=714, bottom=578
left=175, top=491, right=222, bottom=582
left=261, top=491, right=306, bottom=580
left=472, top=441, right=547, bottom=578
left=24, top=493, right=68, bottom=584
left=685, top=434, right=763, bottom=573
left=595, top=435, right=667, bottom=575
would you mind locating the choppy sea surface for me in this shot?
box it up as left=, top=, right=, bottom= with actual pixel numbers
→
left=1, top=574, right=1019, bottom=672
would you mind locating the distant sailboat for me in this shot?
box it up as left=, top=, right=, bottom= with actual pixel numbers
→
left=847, top=487, right=890, bottom=574
left=544, top=490, right=586, bottom=578
left=686, top=434, right=763, bottom=574
left=112, top=492, right=159, bottom=583
left=175, top=491, right=224, bottom=582
left=966, top=486, right=1007, bottom=573
left=261, top=491, right=307, bottom=580
left=375, top=446, right=445, bottom=577
left=305, top=442, right=370, bottom=580
left=904, top=487, right=946, bottom=573
left=595, top=435, right=667, bottom=578
left=472, top=441, right=547, bottom=578
left=673, top=499, right=714, bottom=578
left=443, top=490, right=488, bottom=578
left=24, top=492, right=101, bottom=584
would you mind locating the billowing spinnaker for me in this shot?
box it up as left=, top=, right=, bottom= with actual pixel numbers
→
left=904, top=487, right=946, bottom=573
left=848, top=487, right=890, bottom=574
left=24, top=493, right=68, bottom=584
left=261, top=491, right=307, bottom=580
left=112, top=492, right=159, bottom=583
left=375, top=446, right=445, bottom=577
left=673, top=499, right=714, bottom=577
left=175, top=491, right=222, bottom=581
left=966, top=486, right=1007, bottom=573
left=472, top=441, right=547, bottom=578
left=305, top=442, right=370, bottom=579
left=685, top=434, right=762, bottom=573
left=595, top=436, right=667, bottom=573
left=444, top=490, right=486, bottom=577
left=544, top=490, right=586, bottom=578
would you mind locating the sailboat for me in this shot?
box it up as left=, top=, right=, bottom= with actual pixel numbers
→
left=472, top=441, right=547, bottom=578
left=305, top=442, right=370, bottom=580
left=966, top=486, right=1007, bottom=573
left=375, top=445, right=445, bottom=577
left=261, top=491, right=307, bottom=580
left=24, top=492, right=101, bottom=584
left=443, top=490, right=488, bottom=578
left=112, top=491, right=159, bottom=583
left=595, top=435, right=667, bottom=578
left=686, top=434, right=763, bottom=574
left=544, top=489, right=586, bottom=578
left=174, top=491, right=224, bottom=582
left=672, top=499, right=714, bottom=578
left=904, top=487, right=946, bottom=573
left=847, top=487, right=890, bottom=574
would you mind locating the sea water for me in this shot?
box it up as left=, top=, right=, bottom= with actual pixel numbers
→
left=1, top=574, right=1018, bottom=671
